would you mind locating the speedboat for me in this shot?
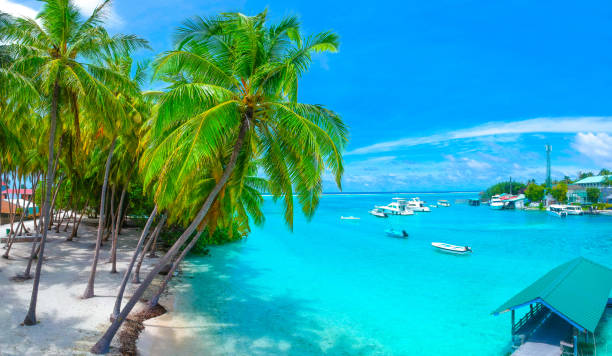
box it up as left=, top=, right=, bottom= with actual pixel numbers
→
left=562, top=205, right=583, bottom=216
left=437, top=200, right=451, bottom=207
left=547, top=204, right=568, bottom=218
left=385, top=228, right=409, bottom=238
left=429, top=205, right=437, bottom=208
left=489, top=196, right=505, bottom=210
left=369, top=208, right=388, bottom=218
left=341, top=216, right=360, bottom=220
left=431, top=242, right=472, bottom=255
left=406, top=198, right=431, bottom=212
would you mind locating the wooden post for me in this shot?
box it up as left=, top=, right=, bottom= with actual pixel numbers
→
left=573, top=328, right=578, bottom=356
left=511, top=309, right=515, bottom=335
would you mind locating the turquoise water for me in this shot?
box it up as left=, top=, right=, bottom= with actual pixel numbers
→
left=173, top=193, right=612, bottom=355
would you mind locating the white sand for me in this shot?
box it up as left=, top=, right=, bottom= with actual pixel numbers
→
left=0, top=219, right=161, bottom=355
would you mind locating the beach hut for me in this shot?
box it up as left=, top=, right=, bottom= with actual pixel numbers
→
left=492, top=257, right=612, bottom=356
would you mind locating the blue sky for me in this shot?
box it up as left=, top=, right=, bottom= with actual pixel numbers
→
left=3, top=0, right=612, bottom=192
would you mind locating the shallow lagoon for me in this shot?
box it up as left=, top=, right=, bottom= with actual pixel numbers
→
left=172, top=193, right=612, bottom=355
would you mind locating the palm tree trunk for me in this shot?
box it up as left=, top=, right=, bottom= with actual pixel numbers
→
left=104, top=185, right=116, bottom=243
left=23, top=79, right=60, bottom=326
left=70, top=200, right=87, bottom=239
left=148, top=230, right=203, bottom=308
left=147, top=224, right=161, bottom=258
left=82, top=137, right=117, bottom=299
left=110, top=184, right=128, bottom=273
left=132, top=214, right=166, bottom=284
left=111, top=205, right=158, bottom=320
left=91, top=118, right=249, bottom=354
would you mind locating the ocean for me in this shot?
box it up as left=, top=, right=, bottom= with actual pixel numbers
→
left=169, top=193, right=612, bottom=355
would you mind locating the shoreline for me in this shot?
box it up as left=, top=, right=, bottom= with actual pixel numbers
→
left=0, top=219, right=171, bottom=355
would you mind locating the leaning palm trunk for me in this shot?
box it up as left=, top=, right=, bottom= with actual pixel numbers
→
left=83, top=137, right=117, bottom=299
left=110, top=184, right=128, bottom=273
left=91, top=119, right=248, bottom=354
left=4, top=192, right=33, bottom=258
left=23, top=80, right=59, bottom=326
left=148, top=230, right=203, bottom=308
left=132, top=214, right=167, bottom=284
left=111, top=206, right=158, bottom=320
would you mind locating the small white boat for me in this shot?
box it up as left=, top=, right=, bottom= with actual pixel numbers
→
left=562, top=205, right=583, bottom=216
left=547, top=204, right=568, bottom=218
left=379, top=199, right=414, bottom=216
left=429, top=205, right=437, bottom=208
left=407, top=198, right=431, bottom=212
left=385, top=228, right=409, bottom=238
left=489, top=196, right=505, bottom=210
left=598, top=210, right=612, bottom=216
left=341, top=216, right=360, bottom=220
left=437, top=200, right=451, bottom=207
left=431, top=242, right=472, bottom=255
left=369, top=208, right=388, bottom=218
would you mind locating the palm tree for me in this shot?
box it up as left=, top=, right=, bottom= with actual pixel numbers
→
left=91, top=11, right=347, bottom=353
left=0, top=0, right=148, bottom=324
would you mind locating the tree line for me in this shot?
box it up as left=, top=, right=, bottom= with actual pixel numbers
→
left=0, top=1, right=348, bottom=353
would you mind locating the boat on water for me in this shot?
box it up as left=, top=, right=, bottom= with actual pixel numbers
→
left=437, top=200, right=451, bottom=207
left=489, top=195, right=505, bottom=210
left=429, top=204, right=437, bottom=208
left=431, top=242, right=472, bottom=255
left=341, top=216, right=360, bottom=220
left=547, top=204, right=568, bottom=218
left=406, top=198, right=431, bottom=212
left=385, top=228, right=409, bottom=238
left=369, top=208, right=388, bottom=218
left=377, top=199, right=414, bottom=216
left=562, top=205, right=583, bottom=216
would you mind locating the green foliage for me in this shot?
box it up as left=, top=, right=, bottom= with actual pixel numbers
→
left=599, top=169, right=611, bottom=176
left=586, top=188, right=600, bottom=203
left=551, top=183, right=568, bottom=203
left=524, top=183, right=545, bottom=202
left=481, top=181, right=526, bottom=200
left=578, top=171, right=594, bottom=180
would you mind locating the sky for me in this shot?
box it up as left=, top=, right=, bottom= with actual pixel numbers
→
left=2, top=0, right=612, bottom=192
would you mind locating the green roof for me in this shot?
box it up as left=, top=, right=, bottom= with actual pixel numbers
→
left=492, top=257, right=612, bottom=333
left=574, top=175, right=611, bottom=185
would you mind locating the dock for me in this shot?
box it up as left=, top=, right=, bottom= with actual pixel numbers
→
left=512, top=313, right=571, bottom=356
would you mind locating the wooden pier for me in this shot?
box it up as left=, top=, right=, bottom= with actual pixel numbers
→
left=512, top=313, right=572, bottom=356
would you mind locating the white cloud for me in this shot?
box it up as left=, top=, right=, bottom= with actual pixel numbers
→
left=347, top=116, right=612, bottom=155
left=572, top=132, right=612, bottom=167
left=0, top=0, right=37, bottom=19
left=73, top=0, right=123, bottom=28
left=0, top=0, right=122, bottom=27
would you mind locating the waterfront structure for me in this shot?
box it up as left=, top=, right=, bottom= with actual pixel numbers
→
left=493, top=257, right=612, bottom=356
left=567, top=175, right=611, bottom=204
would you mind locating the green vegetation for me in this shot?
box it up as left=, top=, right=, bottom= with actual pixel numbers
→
left=524, top=183, right=545, bottom=202
left=551, top=183, right=568, bottom=203
left=480, top=181, right=526, bottom=200
left=586, top=188, right=600, bottom=203
left=0, top=2, right=347, bottom=353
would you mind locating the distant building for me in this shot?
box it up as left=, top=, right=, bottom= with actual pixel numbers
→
left=2, top=188, right=34, bottom=202
left=567, top=175, right=611, bottom=204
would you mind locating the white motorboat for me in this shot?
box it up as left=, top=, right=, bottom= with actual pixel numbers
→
left=429, top=205, right=437, bottom=208
left=385, top=228, right=409, bottom=238
left=341, top=216, right=360, bottom=220
left=431, top=242, right=472, bottom=255
left=437, top=200, right=451, bottom=207
left=406, top=198, right=431, bottom=212
left=369, top=208, right=388, bottom=218
left=547, top=204, right=568, bottom=218
left=379, top=199, right=414, bottom=216
left=489, top=196, right=505, bottom=210
left=562, top=205, right=583, bottom=216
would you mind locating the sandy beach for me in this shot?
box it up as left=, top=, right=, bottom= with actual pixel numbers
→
left=0, top=219, right=178, bottom=356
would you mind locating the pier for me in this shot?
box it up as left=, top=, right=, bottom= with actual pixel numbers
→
left=493, top=257, right=612, bottom=356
